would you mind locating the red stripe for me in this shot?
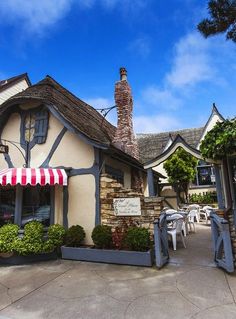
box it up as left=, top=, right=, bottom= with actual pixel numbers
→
left=31, top=168, right=36, bottom=185
left=48, top=169, right=54, bottom=185
left=57, top=169, right=63, bottom=185
left=21, top=168, right=26, bottom=185
left=11, top=168, right=17, bottom=185
left=39, top=168, right=45, bottom=185
left=2, top=174, right=6, bottom=186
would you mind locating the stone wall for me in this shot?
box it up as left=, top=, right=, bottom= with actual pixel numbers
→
left=228, top=212, right=236, bottom=267
left=100, top=174, right=164, bottom=234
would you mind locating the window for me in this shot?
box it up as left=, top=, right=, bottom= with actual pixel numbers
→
left=105, top=165, right=124, bottom=185
left=21, top=108, right=49, bottom=149
left=192, top=160, right=215, bottom=187
left=24, top=112, right=36, bottom=142
left=0, top=186, right=15, bottom=226
left=21, top=185, right=51, bottom=227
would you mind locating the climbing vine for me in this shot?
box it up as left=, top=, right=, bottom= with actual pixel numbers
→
left=200, top=118, right=236, bottom=160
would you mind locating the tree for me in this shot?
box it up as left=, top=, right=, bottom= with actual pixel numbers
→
left=200, top=118, right=236, bottom=160
left=197, top=0, right=236, bottom=43
left=163, top=148, right=198, bottom=203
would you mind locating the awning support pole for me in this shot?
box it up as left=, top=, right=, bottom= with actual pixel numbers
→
left=14, top=185, right=23, bottom=226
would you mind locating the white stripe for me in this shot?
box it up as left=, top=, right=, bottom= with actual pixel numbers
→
left=6, top=169, right=12, bottom=185
left=16, top=168, right=22, bottom=184
left=35, top=169, right=41, bottom=185
left=44, top=168, right=50, bottom=185
left=53, top=169, right=59, bottom=184
left=26, top=168, right=32, bottom=185
left=61, top=169, right=68, bottom=185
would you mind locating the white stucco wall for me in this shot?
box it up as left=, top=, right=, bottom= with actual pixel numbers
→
left=67, top=174, right=96, bottom=244
left=50, top=130, right=94, bottom=169
left=0, top=79, right=29, bottom=105
left=0, top=112, right=25, bottom=168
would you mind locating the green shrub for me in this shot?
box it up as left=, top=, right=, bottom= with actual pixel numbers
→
left=48, top=224, right=66, bottom=247
left=189, top=191, right=217, bottom=204
left=0, top=224, right=19, bottom=253
left=64, top=225, right=85, bottom=247
left=14, top=221, right=44, bottom=255
left=92, top=225, right=112, bottom=249
left=124, top=227, right=151, bottom=252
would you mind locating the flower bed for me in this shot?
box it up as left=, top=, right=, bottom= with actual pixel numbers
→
left=61, top=246, right=153, bottom=266
left=61, top=222, right=154, bottom=267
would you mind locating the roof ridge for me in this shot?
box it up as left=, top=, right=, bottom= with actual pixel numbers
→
left=137, top=126, right=204, bottom=138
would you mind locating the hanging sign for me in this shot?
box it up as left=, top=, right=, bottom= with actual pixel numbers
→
left=0, top=144, right=8, bottom=154
left=113, top=198, right=141, bottom=216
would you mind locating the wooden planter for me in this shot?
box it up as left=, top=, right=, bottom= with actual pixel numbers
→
left=61, top=246, right=153, bottom=267
left=0, top=251, right=57, bottom=265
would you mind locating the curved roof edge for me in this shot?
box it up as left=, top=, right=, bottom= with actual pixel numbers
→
left=144, top=134, right=219, bottom=169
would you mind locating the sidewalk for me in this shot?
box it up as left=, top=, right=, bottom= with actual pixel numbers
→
left=0, top=225, right=235, bottom=319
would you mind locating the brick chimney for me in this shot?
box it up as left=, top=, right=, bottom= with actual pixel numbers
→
left=113, top=67, right=139, bottom=160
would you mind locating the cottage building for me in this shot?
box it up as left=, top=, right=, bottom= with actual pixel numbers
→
left=0, top=69, right=164, bottom=243
left=137, top=104, right=224, bottom=200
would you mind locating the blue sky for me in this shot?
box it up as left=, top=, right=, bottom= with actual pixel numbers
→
left=0, top=0, right=235, bottom=133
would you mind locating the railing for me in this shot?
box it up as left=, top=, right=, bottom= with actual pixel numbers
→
left=210, top=212, right=235, bottom=273
left=154, top=213, right=169, bottom=268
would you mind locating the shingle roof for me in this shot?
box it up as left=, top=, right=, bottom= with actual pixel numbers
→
left=0, top=75, right=116, bottom=147
left=137, top=127, right=204, bottom=163
left=0, top=73, right=31, bottom=92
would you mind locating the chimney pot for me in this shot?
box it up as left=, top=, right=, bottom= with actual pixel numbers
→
left=120, top=67, right=127, bottom=81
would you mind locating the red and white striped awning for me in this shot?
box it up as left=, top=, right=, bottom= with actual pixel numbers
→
left=0, top=168, right=67, bottom=186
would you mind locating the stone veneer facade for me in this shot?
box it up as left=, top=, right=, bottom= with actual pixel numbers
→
left=112, top=68, right=139, bottom=160
left=228, top=212, right=236, bottom=267
left=100, top=174, right=163, bottom=234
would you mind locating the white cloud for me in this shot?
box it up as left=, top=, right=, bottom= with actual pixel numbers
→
left=0, top=0, right=148, bottom=36
left=85, top=97, right=117, bottom=125
left=0, top=0, right=76, bottom=35
left=166, top=32, right=214, bottom=88
left=85, top=97, right=113, bottom=109
left=129, top=36, right=151, bottom=58
left=142, top=86, right=182, bottom=109
left=134, top=115, right=181, bottom=133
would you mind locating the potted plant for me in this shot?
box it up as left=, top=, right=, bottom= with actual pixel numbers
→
left=61, top=223, right=153, bottom=267
left=0, top=221, right=66, bottom=265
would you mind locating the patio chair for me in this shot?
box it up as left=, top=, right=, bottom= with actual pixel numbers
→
left=165, top=209, right=178, bottom=215
left=167, top=218, right=186, bottom=251
left=200, top=206, right=214, bottom=224
left=187, top=210, right=197, bottom=233
left=188, top=204, right=200, bottom=223
left=171, top=213, right=188, bottom=237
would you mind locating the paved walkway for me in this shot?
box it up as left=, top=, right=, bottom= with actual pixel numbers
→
left=0, top=224, right=235, bottom=319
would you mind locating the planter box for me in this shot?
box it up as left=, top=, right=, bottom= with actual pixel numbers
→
left=61, top=246, right=153, bottom=267
left=0, top=251, right=57, bottom=265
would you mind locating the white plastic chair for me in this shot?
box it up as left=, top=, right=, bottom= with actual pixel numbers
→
left=165, top=209, right=178, bottom=215
left=171, top=213, right=188, bottom=237
left=200, top=205, right=214, bottom=224
left=188, top=204, right=200, bottom=223
left=187, top=210, right=197, bottom=232
left=167, top=218, right=186, bottom=251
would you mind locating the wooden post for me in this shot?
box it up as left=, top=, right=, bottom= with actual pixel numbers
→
left=147, top=168, right=155, bottom=196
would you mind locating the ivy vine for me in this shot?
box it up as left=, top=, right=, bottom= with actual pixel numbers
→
left=200, top=118, right=236, bottom=160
